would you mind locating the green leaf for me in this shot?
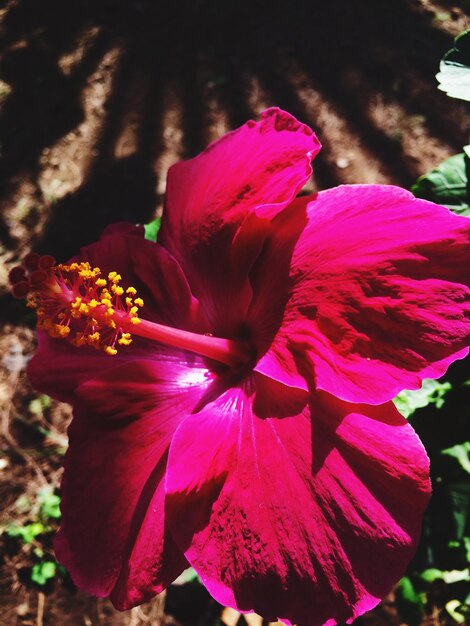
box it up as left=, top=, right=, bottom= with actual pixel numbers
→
left=441, top=569, right=470, bottom=584
left=446, top=600, right=467, bottom=624
left=28, top=394, right=51, bottom=416
left=393, top=379, right=451, bottom=418
left=436, top=30, right=470, bottom=101
left=7, top=522, right=45, bottom=544
left=448, top=538, right=470, bottom=561
left=442, top=443, right=470, bottom=475
left=31, top=561, right=57, bottom=585
left=396, top=577, right=424, bottom=626
left=464, top=537, right=470, bottom=562
left=411, top=150, right=470, bottom=215
left=37, top=486, right=61, bottom=520
left=143, top=216, right=162, bottom=242
left=448, top=482, right=470, bottom=539
left=419, top=568, right=445, bottom=583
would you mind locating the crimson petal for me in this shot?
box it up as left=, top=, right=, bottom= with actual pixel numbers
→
left=254, top=185, right=470, bottom=403
left=165, top=378, right=430, bottom=626
left=159, top=108, right=320, bottom=336
left=55, top=358, right=212, bottom=608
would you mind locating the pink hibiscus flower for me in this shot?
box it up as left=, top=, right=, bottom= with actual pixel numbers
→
left=13, top=108, right=470, bottom=626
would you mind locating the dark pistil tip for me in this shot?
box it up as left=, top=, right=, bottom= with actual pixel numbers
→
left=8, top=266, right=26, bottom=285
left=12, top=281, right=30, bottom=299
left=23, top=253, right=40, bottom=270
left=29, top=270, right=48, bottom=287
left=39, top=255, right=55, bottom=269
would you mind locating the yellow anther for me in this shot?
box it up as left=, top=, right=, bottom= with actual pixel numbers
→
left=55, top=324, right=70, bottom=337
left=88, top=299, right=99, bottom=308
left=87, top=332, right=101, bottom=348
left=112, top=284, right=124, bottom=296
left=125, top=297, right=133, bottom=306
left=101, top=298, right=112, bottom=308
left=95, top=278, right=107, bottom=287
left=105, top=346, right=118, bottom=356
left=130, top=317, right=141, bottom=325
left=129, top=306, right=139, bottom=316
left=126, top=286, right=137, bottom=295
left=108, top=272, right=122, bottom=284
left=134, top=298, right=144, bottom=307
left=118, top=333, right=132, bottom=346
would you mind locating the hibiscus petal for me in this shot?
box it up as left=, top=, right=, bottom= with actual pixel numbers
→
left=55, top=358, right=212, bottom=609
left=254, top=186, right=470, bottom=403
left=165, top=380, right=430, bottom=626
left=161, top=107, right=320, bottom=258
left=159, top=108, right=320, bottom=335
left=76, top=228, right=196, bottom=328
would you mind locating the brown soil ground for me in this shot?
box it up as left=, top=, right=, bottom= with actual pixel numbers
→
left=0, top=0, right=469, bottom=624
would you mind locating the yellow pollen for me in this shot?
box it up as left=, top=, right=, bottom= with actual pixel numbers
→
left=112, top=284, right=124, bottom=296
left=118, top=332, right=132, bottom=346
left=87, top=332, right=101, bottom=348
left=55, top=324, right=70, bottom=337
left=25, top=260, right=142, bottom=357
left=108, top=272, right=122, bottom=284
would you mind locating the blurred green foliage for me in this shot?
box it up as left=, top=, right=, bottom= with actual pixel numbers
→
left=404, top=48, right=470, bottom=617
left=394, top=379, right=452, bottom=419
left=3, top=484, right=63, bottom=588
left=412, top=149, right=470, bottom=216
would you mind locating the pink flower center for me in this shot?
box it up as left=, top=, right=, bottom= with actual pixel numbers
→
left=10, top=253, right=248, bottom=368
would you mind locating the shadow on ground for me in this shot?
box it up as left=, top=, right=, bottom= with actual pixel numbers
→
left=0, top=0, right=467, bottom=261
